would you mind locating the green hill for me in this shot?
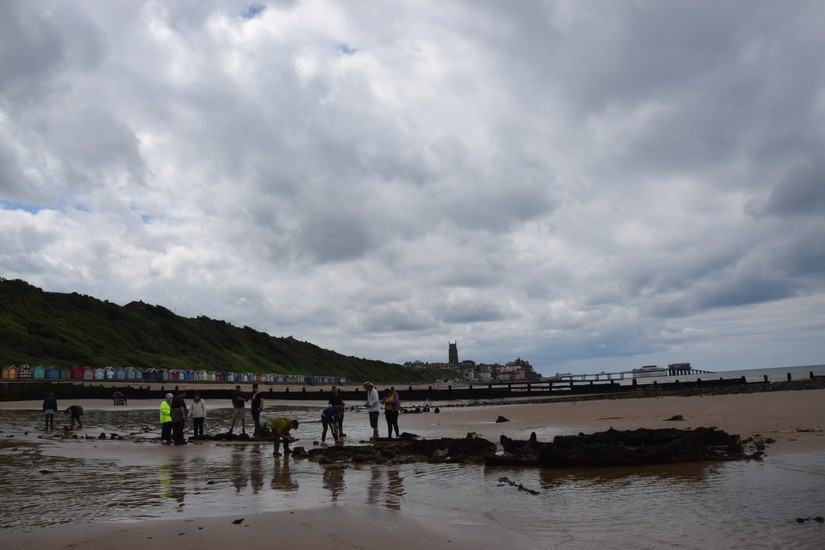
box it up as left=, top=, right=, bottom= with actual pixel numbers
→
left=0, top=278, right=451, bottom=384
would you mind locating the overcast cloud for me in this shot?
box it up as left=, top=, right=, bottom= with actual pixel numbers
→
left=2, top=0, right=824, bottom=375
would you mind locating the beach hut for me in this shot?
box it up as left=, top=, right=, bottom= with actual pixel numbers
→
left=213, top=372, right=222, bottom=382
left=32, top=365, right=46, bottom=379
left=18, top=364, right=32, bottom=379
left=143, top=368, right=160, bottom=381
left=83, top=367, right=95, bottom=380
left=60, top=367, right=72, bottom=379
left=94, top=368, right=106, bottom=381
left=71, top=366, right=84, bottom=380
left=160, top=369, right=170, bottom=382
left=115, top=367, right=127, bottom=380
left=125, top=367, right=139, bottom=380
left=2, top=365, right=18, bottom=379
left=45, top=366, right=61, bottom=379
left=196, top=370, right=208, bottom=382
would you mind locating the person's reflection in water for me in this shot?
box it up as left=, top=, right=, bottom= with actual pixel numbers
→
left=385, top=467, right=405, bottom=510
left=367, top=466, right=382, bottom=505
left=322, top=464, right=346, bottom=502
left=230, top=446, right=249, bottom=493
left=271, top=457, right=298, bottom=491
left=158, top=455, right=187, bottom=510
left=250, top=446, right=265, bottom=494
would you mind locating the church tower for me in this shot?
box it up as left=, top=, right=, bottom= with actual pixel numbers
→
left=448, top=341, right=458, bottom=366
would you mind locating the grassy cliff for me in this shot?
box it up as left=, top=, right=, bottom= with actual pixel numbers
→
left=0, top=278, right=451, bottom=384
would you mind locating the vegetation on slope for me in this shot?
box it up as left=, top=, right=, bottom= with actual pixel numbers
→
left=0, top=278, right=451, bottom=384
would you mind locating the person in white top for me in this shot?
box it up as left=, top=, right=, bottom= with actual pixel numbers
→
left=363, top=381, right=380, bottom=442
left=190, top=392, right=207, bottom=438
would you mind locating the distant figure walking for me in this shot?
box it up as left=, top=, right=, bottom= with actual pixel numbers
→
left=190, top=392, right=206, bottom=437
left=65, top=405, right=84, bottom=430
left=268, top=417, right=299, bottom=456
left=43, top=393, right=58, bottom=431
left=250, top=383, right=264, bottom=435
left=159, top=393, right=173, bottom=444
left=229, top=385, right=247, bottom=434
left=363, top=381, right=380, bottom=442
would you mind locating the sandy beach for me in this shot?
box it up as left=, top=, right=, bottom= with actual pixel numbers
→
left=1, top=388, right=823, bottom=549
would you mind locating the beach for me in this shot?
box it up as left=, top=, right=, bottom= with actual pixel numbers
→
left=1, top=387, right=824, bottom=549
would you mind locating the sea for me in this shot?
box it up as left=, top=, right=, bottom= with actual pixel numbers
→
left=1, top=364, right=823, bottom=549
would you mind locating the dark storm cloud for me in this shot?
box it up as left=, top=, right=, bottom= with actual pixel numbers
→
left=1, top=0, right=824, bottom=374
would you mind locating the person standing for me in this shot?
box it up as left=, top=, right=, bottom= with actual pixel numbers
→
left=363, top=381, right=380, bottom=442
left=268, top=416, right=299, bottom=456
left=170, top=390, right=188, bottom=445
left=328, top=385, right=346, bottom=437
left=65, top=405, right=84, bottom=430
left=382, top=388, right=401, bottom=438
left=159, top=393, right=173, bottom=444
left=250, top=383, right=264, bottom=435
left=190, top=392, right=206, bottom=438
left=229, top=385, right=247, bottom=434
left=43, top=393, right=58, bottom=431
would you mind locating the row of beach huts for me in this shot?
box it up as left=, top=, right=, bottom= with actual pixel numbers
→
left=1, top=363, right=347, bottom=386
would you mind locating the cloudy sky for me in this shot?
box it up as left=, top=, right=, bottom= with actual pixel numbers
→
left=2, top=1, right=824, bottom=376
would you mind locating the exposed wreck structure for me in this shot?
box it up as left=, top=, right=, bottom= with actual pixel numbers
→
left=491, top=427, right=751, bottom=467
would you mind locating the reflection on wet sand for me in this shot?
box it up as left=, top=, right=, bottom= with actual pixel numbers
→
left=365, top=465, right=405, bottom=510
left=250, top=447, right=265, bottom=494
left=158, top=455, right=186, bottom=509
left=271, top=457, right=298, bottom=491
left=323, top=465, right=346, bottom=501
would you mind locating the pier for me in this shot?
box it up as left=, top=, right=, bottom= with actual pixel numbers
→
left=550, top=363, right=713, bottom=382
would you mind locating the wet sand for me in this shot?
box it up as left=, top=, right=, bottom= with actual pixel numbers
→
left=1, top=388, right=823, bottom=549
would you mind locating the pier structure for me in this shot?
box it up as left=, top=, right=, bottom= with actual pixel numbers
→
left=550, top=363, right=712, bottom=383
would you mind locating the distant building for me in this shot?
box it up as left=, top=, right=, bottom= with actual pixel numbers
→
left=448, top=341, right=458, bottom=366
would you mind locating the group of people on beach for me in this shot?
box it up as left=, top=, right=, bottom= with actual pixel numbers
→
left=42, top=381, right=404, bottom=455
left=41, top=393, right=85, bottom=431
left=153, top=382, right=403, bottom=454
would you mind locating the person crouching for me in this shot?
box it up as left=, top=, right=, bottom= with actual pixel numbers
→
left=268, top=416, right=299, bottom=456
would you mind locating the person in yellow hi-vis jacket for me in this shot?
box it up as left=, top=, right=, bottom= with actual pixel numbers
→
left=159, top=393, right=173, bottom=444
left=268, top=416, right=299, bottom=456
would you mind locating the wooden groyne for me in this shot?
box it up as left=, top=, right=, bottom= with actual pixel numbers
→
left=3, top=371, right=823, bottom=402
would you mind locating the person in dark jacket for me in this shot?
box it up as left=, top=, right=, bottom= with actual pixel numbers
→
left=328, top=385, right=346, bottom=437
left=170, top=390, right=188, bottom=445
left=250, top=384, right=264, bottom=435
left=43, top=393, right=58, bottom=430
left=65, top=405, right=84, bottom=430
